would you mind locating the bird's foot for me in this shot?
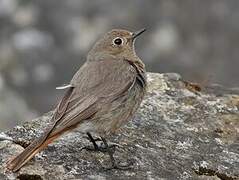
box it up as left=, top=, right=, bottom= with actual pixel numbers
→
left=81, top=132, right=122, bottom=152
left=103, top=159, right=134, bottom=170
left=82, top=133, right=131, bottom=170
left=100, top=137, right=133, bottom=170
left=84, top=136, right=102, bottom=143
left=80, top=142, right=120, bottom=153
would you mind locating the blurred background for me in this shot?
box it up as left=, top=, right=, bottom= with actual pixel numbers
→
left=0, top=0, right=239, bottom=130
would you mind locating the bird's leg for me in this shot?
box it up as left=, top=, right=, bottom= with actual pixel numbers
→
left=84, top=132, right=101, bottom=151
left=81, top=132, right=108, bottom=151
left=101, top=137, right=133, bottom=170
left=80, top=134, right=132, bottom=169
left=81, top=132, right=120, bottom=152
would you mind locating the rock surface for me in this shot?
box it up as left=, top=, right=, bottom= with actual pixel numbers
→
left=0, top=72, right=238, bottom=180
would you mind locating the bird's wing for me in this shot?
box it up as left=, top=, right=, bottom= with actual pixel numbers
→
left=6, top=58, right=137, bottom=172
left=47, top=58, right=137, bottom=137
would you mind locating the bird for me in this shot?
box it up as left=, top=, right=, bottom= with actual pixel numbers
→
left=6, top=28, right=147, bottom=172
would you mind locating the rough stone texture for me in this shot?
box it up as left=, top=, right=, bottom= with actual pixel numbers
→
left=0, top=72, right=238, bottom=180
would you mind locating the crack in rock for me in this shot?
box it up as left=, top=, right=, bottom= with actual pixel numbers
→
left=194, top=166, right=238, bottom=180
left=17, top=174, right=43, bottom=180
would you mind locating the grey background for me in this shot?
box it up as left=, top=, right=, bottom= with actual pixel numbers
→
left=0, top=0, right=239, bottom=130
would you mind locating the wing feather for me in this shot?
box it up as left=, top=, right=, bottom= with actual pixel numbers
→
left=47, top=58, right=137, bottom=137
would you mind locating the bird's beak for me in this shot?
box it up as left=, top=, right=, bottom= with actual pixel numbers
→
left=132, top=28, right=146, bottom=40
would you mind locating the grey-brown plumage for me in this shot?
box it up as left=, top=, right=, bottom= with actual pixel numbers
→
left=7, top=29, right=147, bottom=171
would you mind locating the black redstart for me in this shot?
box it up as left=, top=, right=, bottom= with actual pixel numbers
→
left=7, top=28, right=147, bottom=171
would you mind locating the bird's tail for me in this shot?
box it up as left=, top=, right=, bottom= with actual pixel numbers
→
left=6, top=131, right=59, bottom=172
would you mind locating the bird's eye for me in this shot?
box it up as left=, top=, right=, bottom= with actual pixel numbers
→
left=113, top=37, right=123, bottom=45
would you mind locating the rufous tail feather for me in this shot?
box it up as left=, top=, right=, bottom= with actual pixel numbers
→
left=6, top=133, right=60, bottom=172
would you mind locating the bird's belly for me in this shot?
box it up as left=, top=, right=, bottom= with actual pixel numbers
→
left=91, top=83, right=145, bottom=135
left=75, top=121, right=97, bottom=133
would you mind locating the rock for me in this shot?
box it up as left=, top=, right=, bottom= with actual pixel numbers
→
left=0, top=72, right=238, bottom=180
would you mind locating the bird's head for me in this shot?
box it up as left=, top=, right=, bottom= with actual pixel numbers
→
left=88, top=28, right=146, bottom=60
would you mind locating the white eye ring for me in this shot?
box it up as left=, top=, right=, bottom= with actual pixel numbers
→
left=112, top=37, right=124, bottom=46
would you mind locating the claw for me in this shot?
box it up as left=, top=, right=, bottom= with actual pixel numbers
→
left=103, top=159, right=134, bottom=170
left=80, top=143, right=115, bottom=153
left=82, top=133, right=132, bottom=171
left=83, top=136, right=101, bottom=142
